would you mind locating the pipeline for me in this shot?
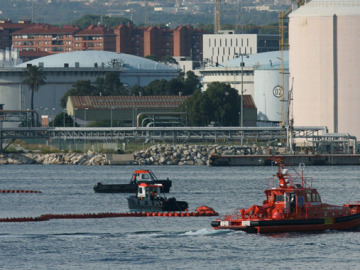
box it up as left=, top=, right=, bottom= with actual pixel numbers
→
left=0, top=206, right=218, bottom=223
left=0, top=190, right=42, bottom=193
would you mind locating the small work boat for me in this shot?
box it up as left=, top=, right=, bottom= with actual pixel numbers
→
left=93, top=170, right=172, bottom=193
left=211, top=158, right=360, bottom=233
left=127, top=183, right=188, bottom=212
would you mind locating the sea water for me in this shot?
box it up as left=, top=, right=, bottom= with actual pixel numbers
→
left=0, top=165, right=359, bottom=269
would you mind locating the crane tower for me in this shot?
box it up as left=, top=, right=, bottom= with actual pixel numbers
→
left=214, top=0, right=221, bottom=34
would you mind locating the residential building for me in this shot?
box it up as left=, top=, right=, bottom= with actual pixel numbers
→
left=9, top=21, right=206, bottom=62
left=73, top=24, right=116, bottom=52
left=0, top=19, right=33, bottom=50
left=114, top=24, right=206, bottom=61
left=12, top=24, right=80, bottom=55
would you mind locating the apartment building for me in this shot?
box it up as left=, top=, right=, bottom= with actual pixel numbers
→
left=12, top=24, right=80, bottom=54
left=114, top=24, right=206, bottom=61
left=73, top=24, right=116, bottom=52
left=0, top=19, right=33, bottom=50
left=7, top=20, right=206, bottom=62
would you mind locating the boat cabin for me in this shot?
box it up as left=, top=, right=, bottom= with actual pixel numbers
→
left=137, top=183, right=162, bottom=200
left=131, top=170, right=158, bottom=183
left=263, top=164, right=323, bottom=218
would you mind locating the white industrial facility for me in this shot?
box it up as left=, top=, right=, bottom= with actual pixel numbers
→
left=202, top=31, right=279, bottom=64
left=0, top=50, right=180, bottom=126
left=289, top=0, right=360, bottom=139
left=200, top=51, right=289, bottom=125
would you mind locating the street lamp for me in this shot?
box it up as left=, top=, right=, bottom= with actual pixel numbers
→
left=73, top=108, right=78, bottom=128
left=263, top=93, right=267, bottom=119
left=110, top=106, right=114, bottom=128
left=240, top=53, right=248, bottom=128
left=84, top=108, right=88, bottom=127
left=52, top=108, right=56, bottom=127
left=63, top=108, right=67, bottom=127
left=239, top=53, right=248, bottom=145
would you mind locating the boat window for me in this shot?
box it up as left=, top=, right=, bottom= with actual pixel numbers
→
left=141, top=174, right=150, bottom=180
left=307, top=193, right=311, bottom=202
left=316, top=193, right=321, bottom=202
left=275, top=195, right=284, bottom=202
left=312, top=193, right=316, bottom=202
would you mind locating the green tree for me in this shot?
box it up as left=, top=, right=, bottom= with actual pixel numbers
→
left=50, top=112, right=77, bottom=127
left=74, top=14, right=133, bottom=29
left=183, top=71, right=201, bottom=95
left=22, top=65, right=46, bottom=126
left=181, top=82, right=240, bottom=126
left=95, top=72, right=128, bottom=96
left=161, top=55, right=178, bottom=64
left=145, top=55, right=159, bottom=62
left=129, top=85, right=145, bottom=96
left=61, top=80, right=96, bottom=108
left=143, top=79, right=169, bottom=95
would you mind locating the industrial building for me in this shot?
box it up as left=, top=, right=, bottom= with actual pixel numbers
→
left=0, top=50, right=180, bottom=127
left=200, top=51, right=289, bottom=126
left=66, top=95, right=188, bottom=127
left=202, top=31, right=279, bottom=64
left=289, top=0, right=360, bottom=139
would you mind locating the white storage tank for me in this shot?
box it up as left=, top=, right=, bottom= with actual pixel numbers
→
left=289, top=0, right=360, bottom=138
left=254, top=69, right=289, bottom=125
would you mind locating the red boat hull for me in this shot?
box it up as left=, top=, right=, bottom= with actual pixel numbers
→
left=212, top=213, right=360, bottom=233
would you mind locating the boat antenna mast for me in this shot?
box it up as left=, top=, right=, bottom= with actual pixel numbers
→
left=286, top=77, right=294, bottom=154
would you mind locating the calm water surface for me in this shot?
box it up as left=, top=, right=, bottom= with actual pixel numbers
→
left=0, top=165, right=359, bottom=269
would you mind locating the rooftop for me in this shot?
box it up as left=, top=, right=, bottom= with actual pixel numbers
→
left=290, top=0, right=360, bottom=17
left=16, top=50, right=179, bottom=71
left=69, top=95, right=189, bottom=110
left=225, top=51, right=289, bottom=70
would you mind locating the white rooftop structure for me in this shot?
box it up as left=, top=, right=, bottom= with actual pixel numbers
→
left=225, top=50, right=289, bottom=69
left=289, top=0, right=360, bottom=17
left=16, top=50, right=178, bottom=71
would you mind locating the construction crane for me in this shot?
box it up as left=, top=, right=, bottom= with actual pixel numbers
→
left=145, top=0, right=150, bottom=26
left=214, top=0, right=221, bottom=34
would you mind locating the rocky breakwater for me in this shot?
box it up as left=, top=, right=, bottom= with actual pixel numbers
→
left=133, top=144, right=268, bottom=166
left=0, top=152, right=109, bottom=165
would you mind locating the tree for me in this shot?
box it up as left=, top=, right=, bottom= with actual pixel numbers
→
left=181, top=82, right=240, bottom=126
left=73, top=14, right=133, bottom=29
left=183, top=71, right=201, bottom=95
left=22, top=65, right=46, bottom=126
left=61, top=80, right=96, bottom=108
left=145, top=55, right=159, bottom=62
left=161, top=55, right=178, bottom=64
left=50, top=112, right=77, bottom=127
left=95, top=72, right=128, bottom=96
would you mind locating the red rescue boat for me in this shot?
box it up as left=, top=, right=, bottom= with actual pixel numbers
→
left=211, top=158, right=360, bottom=233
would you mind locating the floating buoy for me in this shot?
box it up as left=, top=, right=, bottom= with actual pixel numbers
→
left=0, top=189, right=41, bottom=194
left=0, top=205, right=218, bottom=223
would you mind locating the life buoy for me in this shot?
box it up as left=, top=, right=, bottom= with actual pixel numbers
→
left=297, top=195, right=305, bottom=207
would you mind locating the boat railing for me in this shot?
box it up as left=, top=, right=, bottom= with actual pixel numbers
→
left=229, top=209, right=243, bottom=221
left=268, top=173, right=313, bottom=189
left=220, top=209, right=242, bottom=221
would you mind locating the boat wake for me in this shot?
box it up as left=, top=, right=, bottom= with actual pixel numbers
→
left=183, top=228, right=230, bottom=236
